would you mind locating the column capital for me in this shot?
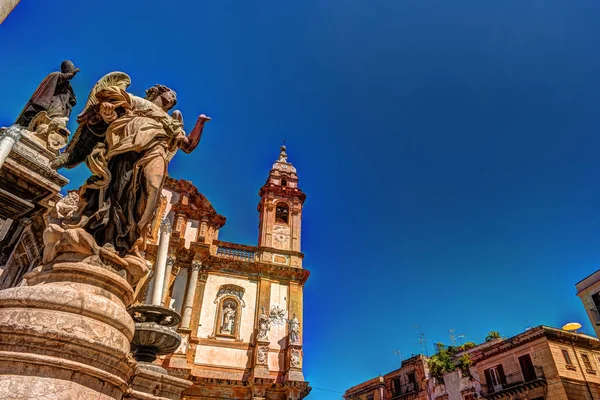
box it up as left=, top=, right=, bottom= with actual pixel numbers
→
left=166, top=255, right=175, bottom=268
left=160, top=218, right=172, bottom=234
left=191, top=260, right=202, bottom=272
left=1, top=125, right=22, bottom=142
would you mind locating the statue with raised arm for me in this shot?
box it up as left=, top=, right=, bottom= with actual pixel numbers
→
left=15, top=60, right=79, bottom=128
left=43, top=72, right=210, bottom=285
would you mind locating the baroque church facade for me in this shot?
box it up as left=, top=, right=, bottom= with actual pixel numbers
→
left=0, top=60, right=310, bottom=399
left=142, top=146, right=310, bottom=399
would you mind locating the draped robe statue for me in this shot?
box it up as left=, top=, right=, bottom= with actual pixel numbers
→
left=45, top=72, right=210, bottom=285
left=15, top=60, right=79, bottom=128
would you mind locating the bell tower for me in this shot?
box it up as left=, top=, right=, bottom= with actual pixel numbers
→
left=257, top=145, right=306, bottom=266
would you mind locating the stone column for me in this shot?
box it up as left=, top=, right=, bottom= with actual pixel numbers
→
left=0, top=125, right=21, bottom=169
left=180, top=260, right=201, bottom=329
left=150, top=218, right=171, bottom=306
left=160, top=256, right=175, bottom=307
left=0, top=0, right=21, bottom=24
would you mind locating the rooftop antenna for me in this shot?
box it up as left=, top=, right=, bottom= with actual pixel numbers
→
left=393, top=350, right=405, bottom=368
left=449, top=329, right=457, bottom=346
left=416, top=325, right=430, bottom=357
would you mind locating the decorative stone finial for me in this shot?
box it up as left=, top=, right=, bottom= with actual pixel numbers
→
left=278, top=145, right=288, bottom=163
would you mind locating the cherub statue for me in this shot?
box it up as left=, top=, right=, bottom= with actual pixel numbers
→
left=51, top=191, right=79, bottom=221
left=44, top=71, right=210, bottom=285
left=27, top=112, right=70, bottom=153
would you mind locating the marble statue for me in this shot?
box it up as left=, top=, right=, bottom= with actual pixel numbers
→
left=269, top=304, right=288, bottom=326
left=288, top=313, right=300, bottom=344
left=43, top=71, right=210, bottom=285
left=257, top=306, right=271, bottom=341
left=221, top=302, right=236, bottom=333
left=27, top=112, right=70, bottom=153
left=15, top=60, right=79, bottom=128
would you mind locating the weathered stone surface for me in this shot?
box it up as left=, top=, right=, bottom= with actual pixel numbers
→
left=0, top=0, right=20, bottom=24
left=126, top=365, right=192, bottom=400
left=0, top=259, right=137, bottom=399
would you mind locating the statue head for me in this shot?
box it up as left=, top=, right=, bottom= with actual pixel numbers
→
left=60, top=60, right=77, bottom=74
left=145, top=84, right=177, bottom=111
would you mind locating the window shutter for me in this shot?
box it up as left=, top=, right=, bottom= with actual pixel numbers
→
left=484, top=369, right=494, bottom=393
left=497, top=364, right=507, bottom=386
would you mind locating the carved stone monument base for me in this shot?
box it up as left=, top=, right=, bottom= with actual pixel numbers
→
left=252, top=339, right=271, bottom=380
left=125, top=365, right=192, bottom=400
left=285, top=344, right=304, bottom=383
left=0, top=259, right=136, bottom=399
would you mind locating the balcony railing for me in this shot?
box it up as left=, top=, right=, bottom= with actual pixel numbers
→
left=216, top=245, right=255, bottom=262
left=485, top=366, right=545, bottom=398
left=390, top=382, right=418, bottom=399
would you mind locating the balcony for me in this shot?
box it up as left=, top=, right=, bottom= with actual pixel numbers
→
left=390, top=382, right=419, bottom=400
left=484, top=367, right=546, bottom=400
left=215, top=242, right=256, bottom=262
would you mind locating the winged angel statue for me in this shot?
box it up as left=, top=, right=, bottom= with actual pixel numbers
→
left=44, top=72, right=210, bottom=284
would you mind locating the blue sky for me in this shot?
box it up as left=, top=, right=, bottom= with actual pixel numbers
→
left=3, top=0, right=600, bottom=398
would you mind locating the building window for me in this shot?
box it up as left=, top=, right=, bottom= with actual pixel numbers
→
left=484, top=365, right=506, bottom=393
left=592, top=292, right=600, bottom=310
left=581, top=353, right=596, bottom=373
left=407, top=371, right=417, bottom=392
left=367, top=395, right=374, bottom=400
left=392, top=377, right=401, bottom=396
left=281, top=179, right=287, bottom=187
left=518, top=354, right=537, bottom=382
left=562, top=349, right=573, bottom=365
left=275, top=203, right=289, bottom=224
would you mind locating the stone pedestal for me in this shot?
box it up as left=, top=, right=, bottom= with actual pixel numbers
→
left=253, top=339, right=271, bottom=380
left=285, top=344, right=304, bottom=382
left=0, top=259, right=136, bottom=399
left=125, top=365, right=192, bottom=400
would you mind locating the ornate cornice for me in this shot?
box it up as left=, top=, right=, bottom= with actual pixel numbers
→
left=471, top=326, right=600, bottom=362
left=170, top=202, right=226, bottom=228
left=163, top=176, right=226, bottom=228
left=258, top=183, right=306, bottom=204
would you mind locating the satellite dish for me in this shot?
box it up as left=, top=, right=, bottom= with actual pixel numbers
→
left=562, top=322, right=582, bottom=332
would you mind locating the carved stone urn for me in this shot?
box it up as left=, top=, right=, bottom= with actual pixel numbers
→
left=128, top=304, right=182, bottom=374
